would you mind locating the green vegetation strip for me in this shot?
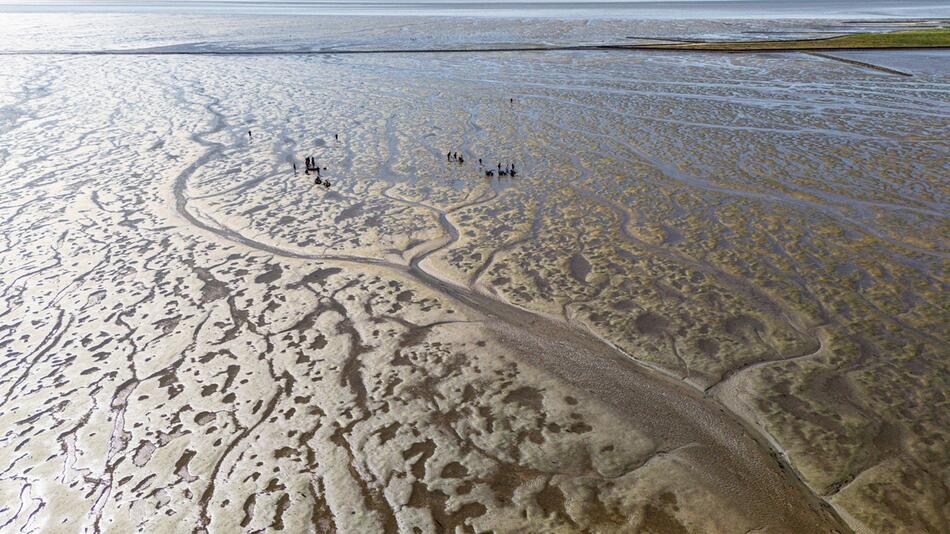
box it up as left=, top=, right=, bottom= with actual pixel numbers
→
left=645, top=28, right=950, bottom=51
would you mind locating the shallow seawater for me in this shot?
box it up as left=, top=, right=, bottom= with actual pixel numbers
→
left=3, top=0, right=950, bottom=18
left=0, top=12, right=948, bottom=534
left=1, top=9, right=949, bottom=52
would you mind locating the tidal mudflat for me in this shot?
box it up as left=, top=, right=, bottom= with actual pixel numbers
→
left=0, top=13, right=948, bottom=534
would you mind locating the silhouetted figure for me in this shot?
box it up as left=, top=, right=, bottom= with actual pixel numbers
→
left=497, top=163, right=501, bottom=172
left=293, top=162, right=297, bottom=174
left=510, top=98, right=513, bottom=104
left=248, top=130, right=252, bottom=138
left=478, top=158, right=482, bottom=166
left=485, top=170, right=494, bottom=177
left=447, top=151, right=451, bottom=161
left=500, top=170, right=508, bottom=177
left=458, top=156, right=464, bottom=164
left=324, top=180, right=330, bottom=189
left=335, top=133, right=339, bottom=141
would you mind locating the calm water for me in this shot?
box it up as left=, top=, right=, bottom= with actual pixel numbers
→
left=1, top=0, right=949, bottom=18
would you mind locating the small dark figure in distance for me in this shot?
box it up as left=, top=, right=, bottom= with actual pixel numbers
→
left=324, top=180, right=331, bottom=189
left=335, top=133, right=339, bottom=141
left=447, top=151, right=451, bottom=161
left=248, top=130, right=252, bottom=138
left=478, top=158, right=482, bottom=166
left=293, top=162, right=297, bottom=174
left=485, top=170, right=494, bottom=177
left=458, top=156, right=464, bottom=164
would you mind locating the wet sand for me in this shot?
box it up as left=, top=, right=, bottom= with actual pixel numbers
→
left=0, top=14, right=948, bottom=534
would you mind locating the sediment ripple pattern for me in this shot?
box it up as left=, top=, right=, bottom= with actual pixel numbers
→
left=0, top=46, right=947, bottom=534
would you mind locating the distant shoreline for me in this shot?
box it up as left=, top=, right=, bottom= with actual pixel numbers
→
left=2, top=0, right=950, bottom=20
left=3, top=28, right=948, bottom=56
left=639, top=26, right=950, bottom=50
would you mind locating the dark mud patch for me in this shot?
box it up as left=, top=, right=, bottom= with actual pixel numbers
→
left=503, top=386, right=544, bottom=411
left=569, top=253, right=592, bottom=284
left=724, top=314, right=765, bottom=339
left=635, top=312, right=669, bottom=336
left=335, top=202, right=364, bottom=223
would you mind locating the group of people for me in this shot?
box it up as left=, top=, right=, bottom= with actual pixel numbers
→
left=447, top=151, right=518, bottom=178
left=277, top=130, right=526, bottom=191
left=300, top=135, right=343, bottom=188
left=486, top=162, right=516, bottom=178
left=300, top=156, right=330, bottom=189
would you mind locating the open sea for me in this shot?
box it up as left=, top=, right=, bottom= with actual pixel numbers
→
left=1, top=0, right=949, bottom=19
